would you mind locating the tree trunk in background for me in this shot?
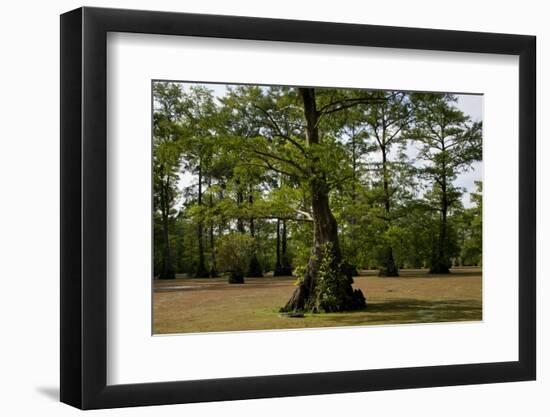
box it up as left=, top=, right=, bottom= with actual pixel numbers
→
left=217, top=186, right=225, bottom=237
left=159, top=173, right=175, bottom=279
left=195, top=160, right=209, bottom=278
left=343, top=130, right=360, bottom=278
left=209, top=222, right=218, bottom=277
left=274, top=218, right=292, bottom=276
left=379, top=145, right=399, bottom=277
left=247, top=192, right=263, bottom=277
left=430, top=141, right=451, bottom=274
left=380, top=246, right=398, bottom=276
left=274, top=218, right=283, bottom=276
left=430, top=186, right=450, bottom=273
left=208, top=176, right=219, bottom=277
left=236, top=185, right=245, bottom=233
left=351, top=130, right=357, bottom=203
left=279, top=220, right=293, bottom=275
left=175, top=214, right=185, bottom=275
left=281, top=88, right=366, bottom=313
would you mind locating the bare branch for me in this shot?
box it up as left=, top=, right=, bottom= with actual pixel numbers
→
left=295, top=209, right=314, bottom=221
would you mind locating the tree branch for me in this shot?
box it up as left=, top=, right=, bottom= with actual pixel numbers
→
left=317, top=93, right=399, bottom=121
left=252, top=149, right=307, bottom=173
left=252, top=104, right=306, bottom=154
left=241, top=161, right=302, bottom=180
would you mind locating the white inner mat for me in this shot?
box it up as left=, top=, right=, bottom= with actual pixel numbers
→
left=107, top=32, right=519, bottom=385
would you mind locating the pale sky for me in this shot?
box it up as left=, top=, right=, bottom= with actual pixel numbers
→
left=170, top=82, right=483, bottom=208
left=454, top=95, right=483, bottom=207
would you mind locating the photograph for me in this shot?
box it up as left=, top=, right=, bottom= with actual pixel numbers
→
left=53, top=3, right=539, bottom=412
left=0, top=0, right=542, bottom=413
left=152, top=82, right=483, bottom=334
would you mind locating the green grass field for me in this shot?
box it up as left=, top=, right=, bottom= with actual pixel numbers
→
left=153, top=267, right=482, bottom=334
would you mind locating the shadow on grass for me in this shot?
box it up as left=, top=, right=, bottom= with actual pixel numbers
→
left=359, top=270, right=482, bottom=279
left=319, top=298, right=482, bottom=326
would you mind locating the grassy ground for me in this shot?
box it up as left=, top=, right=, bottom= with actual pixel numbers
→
left=153, top=267, right=482, bottom=334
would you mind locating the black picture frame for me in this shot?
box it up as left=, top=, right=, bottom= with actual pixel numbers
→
left=60, top=6, right=536, bottom=410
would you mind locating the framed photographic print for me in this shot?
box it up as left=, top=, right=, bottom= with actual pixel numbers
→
left=60, top=6, right=536, bottom=410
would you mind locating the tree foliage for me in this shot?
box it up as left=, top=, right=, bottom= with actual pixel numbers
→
left=216, top=233, right=256, bottom=283
left=152, top=82, right=483, bottom=311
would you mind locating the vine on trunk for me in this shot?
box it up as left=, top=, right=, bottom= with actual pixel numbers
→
left=282, top=243, right=366, bottom=313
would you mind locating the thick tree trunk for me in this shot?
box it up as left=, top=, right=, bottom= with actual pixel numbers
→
left=282, top=179, right=364, bottom=312
left=281, top=88, right=366, bottom=313
left=195, top=160, right=209, bottom=278
left=379, top=247, right=399, bottom=276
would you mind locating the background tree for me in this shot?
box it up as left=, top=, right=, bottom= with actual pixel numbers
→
left=456, top=181, right=483, bottom=266
left=216, top=233, right=256, bottom=283
left=272, top=177, right=295, bottom=276
left=180, top=87, right=220, bottom=277
left=153, top=83, right=187, bottom=279
left=410, top=93, right=482, bottom=273
left=331, top=105, right=372, bottom=275
left=361, top=91, right=414, bottom=276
